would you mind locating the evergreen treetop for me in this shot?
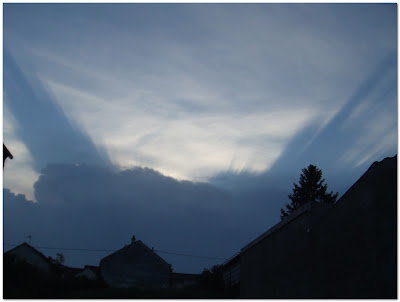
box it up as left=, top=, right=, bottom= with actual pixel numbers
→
left=280, top=164, right=338, bottom=219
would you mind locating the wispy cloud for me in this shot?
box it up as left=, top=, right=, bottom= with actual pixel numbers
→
left=3, top=3, right=396, bottom=192
left=39, top=74, right=320, bottom=180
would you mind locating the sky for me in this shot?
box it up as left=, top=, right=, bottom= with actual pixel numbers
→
left=2, top=3, right=398, bottom=274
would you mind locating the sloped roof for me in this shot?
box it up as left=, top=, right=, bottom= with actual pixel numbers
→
left=241, top=201, right=332, bottom=253
left=3, top=143, right=13, bottom=160
left=223, top=252, right=241, bottom=268
left=5, top=242, right=51, bottom=264
left=100, top=240, right=171, bottom=268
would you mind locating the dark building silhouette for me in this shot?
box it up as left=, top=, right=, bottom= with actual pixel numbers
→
left=222, top=252, right=240, bottom=297
left=170, top=272, right=199, bottom=289
left=75, top=265, right=101, bottom=281
left=239, top=155, right=397, bottom=298
left=5, top=242, right=52, bottom=275
left=100, top=237, right=172, bottom=289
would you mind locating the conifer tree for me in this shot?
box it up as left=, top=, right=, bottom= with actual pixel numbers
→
left=280, top=164, right=338, bottom=219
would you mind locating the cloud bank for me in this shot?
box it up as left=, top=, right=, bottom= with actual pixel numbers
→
left=6, top=163, right=281, bottom=273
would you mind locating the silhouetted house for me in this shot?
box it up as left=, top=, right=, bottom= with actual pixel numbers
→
left=61, top=266, right=83, bottom=281
left=5, top=242, right=52, bottom=275
left=170, top=272, right=199, bottom=289
left=75, top=265, right=101, bottom=281
left=99, top=237, right=172, bottom=289
left=240, top=155, right=397, bottom=298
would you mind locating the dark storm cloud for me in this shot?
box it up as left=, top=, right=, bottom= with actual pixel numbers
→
left=3, top=189, right=33, bottom=205
left=5, top=164, right=274, bottom=273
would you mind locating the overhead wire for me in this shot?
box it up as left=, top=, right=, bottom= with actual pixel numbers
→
left=3, top=242, right=227, bottom=261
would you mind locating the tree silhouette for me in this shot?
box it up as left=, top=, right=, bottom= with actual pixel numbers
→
left=280, top=164, right=338, bottom=219
left=55, top=253, right=65, bottom=266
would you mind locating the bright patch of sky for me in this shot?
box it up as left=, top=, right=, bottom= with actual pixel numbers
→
left=3, top=103, right=39, bottom=201
left=3, top=3, right=397, bottom=198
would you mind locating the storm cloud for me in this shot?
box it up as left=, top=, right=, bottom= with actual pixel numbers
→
left=5, top=164, right=270, bottom=273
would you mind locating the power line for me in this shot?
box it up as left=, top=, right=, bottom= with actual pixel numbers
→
left=154, top=249, right=226, bottom=261
left=4, top=243, right=116, bottom=252
left=3, top=243, right=227, bottom=261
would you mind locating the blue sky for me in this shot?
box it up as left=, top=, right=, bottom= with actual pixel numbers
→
left=3, top=3, right=397, bottom=273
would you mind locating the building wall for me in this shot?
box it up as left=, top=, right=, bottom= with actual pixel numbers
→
left=100, top=242, right=171, bottom=289
left=240, top=156, right=397, bottom=298
left=223, top=261, right=240, bottom=288
left=240, top=207, right=316, bottom=298
left=312, top=156, right=397, bottom=298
